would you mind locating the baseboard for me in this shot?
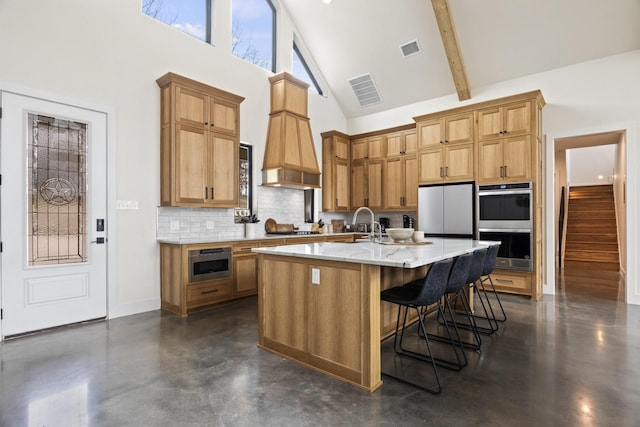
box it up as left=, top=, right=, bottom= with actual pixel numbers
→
left=108, top=298, right=161, bottom=319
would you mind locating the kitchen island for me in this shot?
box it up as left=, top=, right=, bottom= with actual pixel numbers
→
left=253, top=238, right=495, bottom=392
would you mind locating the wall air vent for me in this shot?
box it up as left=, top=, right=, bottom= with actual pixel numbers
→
left=348, top=73, right=382, bottom=107
left=400, top=40, right=421, bottom=58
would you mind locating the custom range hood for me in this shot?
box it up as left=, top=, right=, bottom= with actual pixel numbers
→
left=262, top=72, right=321, bottom=189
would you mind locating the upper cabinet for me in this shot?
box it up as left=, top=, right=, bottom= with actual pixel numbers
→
left=157, top=72, right=244, bottom=207
left=385, top=129, right=417, bottom=157
left=417, top=113, right=473, bottom=149
left=476, top=101, right=531, bottom=141
left=352, top=135, right=385, bottom=161
left=322, top=131, right=350, bottom=212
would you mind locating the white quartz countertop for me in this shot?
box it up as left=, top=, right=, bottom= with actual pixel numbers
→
left=157, top=232, right=359, bottom=245
left=252, top=238, right=499, bottom=268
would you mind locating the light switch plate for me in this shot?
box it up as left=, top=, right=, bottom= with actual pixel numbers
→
left=311, top=268, right=320, bottom=285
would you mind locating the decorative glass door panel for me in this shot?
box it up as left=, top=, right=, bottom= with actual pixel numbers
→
left=27, top=113, right=87, bottom=266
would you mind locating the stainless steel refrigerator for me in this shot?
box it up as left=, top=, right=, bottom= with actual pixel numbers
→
left=418, top=182, right=475, bottom=238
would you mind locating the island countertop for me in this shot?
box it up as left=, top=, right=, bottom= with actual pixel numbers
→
left=252, top=237, right=497, bottom=268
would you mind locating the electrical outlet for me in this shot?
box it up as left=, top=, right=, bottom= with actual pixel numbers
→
left=206, top=220, right=215, bottom=230
left=170, top=221, right=180, bottom=231
left=311, top=268, right=320, bottom=285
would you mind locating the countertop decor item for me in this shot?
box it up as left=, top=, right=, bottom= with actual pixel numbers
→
left=264, top=218, right=277, bottom=233
left=386, top=228, right=414, bottom=242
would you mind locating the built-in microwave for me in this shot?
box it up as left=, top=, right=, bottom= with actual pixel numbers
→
left=477, top=182, right=532, bottom=230
left=188, top=247, right=232, bottom=283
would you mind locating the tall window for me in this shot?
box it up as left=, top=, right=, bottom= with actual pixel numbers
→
left=232, top=0, right=276, bottom=72
left=293, top=41, right=323, bottom=95
left=143, top=0, right=211, bottom=43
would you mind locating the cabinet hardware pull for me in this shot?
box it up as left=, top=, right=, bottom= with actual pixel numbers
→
left=201, top=289, right=219, bottom=294
left=445, top=166, right=449, bottom=177
left=205, top=187, right=208, bottom=199
left=499, top=166, right=504, bottom=178
left=499, top=130, right=503, bottom=135
left=335, top=198, right=338, bottom=207
left=211, top=187, right=214, bottom=199
left=440, top=167, right=444, bottom=178
left=496, top=278, right=514, bottom=284
left=444, top=140, right=448, bottom=144
left=504, top=165, right=508, bottom=177
left=365, top=198, right=369, bottom=207
left=204, top=122, right=209, bottom=126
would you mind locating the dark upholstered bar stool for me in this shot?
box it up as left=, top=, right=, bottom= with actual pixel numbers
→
left=434, top=252, right=482, bottom=351
left=380, top=258, right=453, bottom=394
left=476, top=244, right=507, bottom=323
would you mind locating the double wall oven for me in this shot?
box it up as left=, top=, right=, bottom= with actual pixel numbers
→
left=477, top=182, right=533, bottom=271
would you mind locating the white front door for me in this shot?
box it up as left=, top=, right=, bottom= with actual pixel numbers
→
left=0, top=91, right=108, bottom=337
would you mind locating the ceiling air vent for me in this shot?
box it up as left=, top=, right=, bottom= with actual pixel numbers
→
left=348, top=73, right=382, bottom=107
left=400, top=40, right=421, bottom=58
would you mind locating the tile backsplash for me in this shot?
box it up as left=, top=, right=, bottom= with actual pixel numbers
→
left=157, top=186, right=416, bottom=241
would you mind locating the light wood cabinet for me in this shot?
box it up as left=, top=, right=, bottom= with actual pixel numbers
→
left=350, top=159, right=383, bottom=210
left=383, top=154, right=417, bottom=209
left=477, top=101, right=531, bottom=141
left=322, top=131, right=350, bottom=212
left=385, top=129, right=417, bottom=157
left=417, top=113, right=473, bottom=149
left=418, top=142, right=474, bottom=184
left=157, top=72, right=244, bottom=207
left=352, top=136, right=385, bottom=161
left=478, top=134, right=532, bottom=184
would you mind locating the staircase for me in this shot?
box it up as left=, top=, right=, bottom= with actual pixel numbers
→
left=563, top=185, right=619, bottom=271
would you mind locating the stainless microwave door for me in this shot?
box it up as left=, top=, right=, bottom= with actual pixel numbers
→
left=418, top=185, right=444, bottom=234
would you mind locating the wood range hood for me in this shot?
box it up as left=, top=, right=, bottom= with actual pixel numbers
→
left=262, top=72, right=321, bottom=189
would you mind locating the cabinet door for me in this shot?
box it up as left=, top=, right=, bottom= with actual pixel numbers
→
left=175, top=86, right=207, bottom=129
left=335, top=159, right=350, bottom=211
left=503, top=102, right=531, bottom=136
left=209, top=134, right=239, bottom=206
left=503, top=135, right=531, bottom=182
left=175, top=124, right=208, bottom=204
left=334, top=135, right=350, bottom=161
left=210, top=97, right=239, bottom=135
left=367, top=160, right=383, bottom=209
left=417, top=119, right=443, bottom=149
left=444, top=143, right=474, bottom=182
left=385, top=131, right=403, bottom=157
left=403, top=154, right=418, bottom=208
left=383, top=157, right=403, bottom=209
left=444, top=113, right=473, bottom=144
left=234, top=254, right=258, bottom=297
left=351, top=138, right=367, bottom=161
left=418, top=147, right=444, bottom=183
left=477, top=107, right=503, bottom=141
left=351, top=161, right=367, bottom=208
left=403, top=130, right=418, bottom=155
left=478, top=139, right=504, bottom=183
left=367, top=136, right=385, bottom=160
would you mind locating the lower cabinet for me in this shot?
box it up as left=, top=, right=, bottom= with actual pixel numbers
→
left=490, top=269, right=532, bottom=296
left=161, top=235, right=356, bottom=316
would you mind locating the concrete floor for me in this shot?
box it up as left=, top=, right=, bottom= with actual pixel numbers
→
left=1, top=272, right=638, bottom=427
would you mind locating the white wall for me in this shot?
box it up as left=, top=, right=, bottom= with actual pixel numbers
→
left=567, top=145, right=616, bottom=186
left=0, top=0, right=347, bottom=317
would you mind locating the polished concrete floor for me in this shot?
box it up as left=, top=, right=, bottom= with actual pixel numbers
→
left=1, top=270, right=638, bottom=427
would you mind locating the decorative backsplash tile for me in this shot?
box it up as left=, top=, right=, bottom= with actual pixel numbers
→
left=156, top=186, right=416, bottom=241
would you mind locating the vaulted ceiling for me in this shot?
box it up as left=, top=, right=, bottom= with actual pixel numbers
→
left=279, top=0, right=640, bottom=119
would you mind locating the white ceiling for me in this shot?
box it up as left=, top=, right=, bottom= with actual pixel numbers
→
left=279, top=0, right=640, bottom=119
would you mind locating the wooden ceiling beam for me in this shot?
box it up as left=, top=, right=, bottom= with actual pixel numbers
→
left=431, top=0, right=471, bottom=101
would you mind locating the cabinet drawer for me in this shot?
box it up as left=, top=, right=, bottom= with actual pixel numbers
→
left=234, top=242, right=258, bottom=254
left=491, top=271, right=531, bottom=294
left=187, top=279, right=232, bottom=307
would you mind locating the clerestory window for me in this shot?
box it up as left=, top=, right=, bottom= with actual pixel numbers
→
left=231, top=0, right=276, bottom=72
left=142, top=0, right=212, bottom=43
left=293, top=41, right=323, bottom=95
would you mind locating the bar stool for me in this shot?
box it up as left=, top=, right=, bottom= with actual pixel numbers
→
left=380, top=258, right=453, bottom=394
left=476, top=244, right=507, bottom=323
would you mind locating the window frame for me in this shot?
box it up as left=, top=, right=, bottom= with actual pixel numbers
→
left=293, top=40, right=324, bottom=96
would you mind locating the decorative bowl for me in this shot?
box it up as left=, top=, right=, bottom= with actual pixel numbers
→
left=386, top=228, right=414, bottom=242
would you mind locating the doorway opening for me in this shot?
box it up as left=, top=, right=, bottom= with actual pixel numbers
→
left=550, top=130, right=626, bottom=301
